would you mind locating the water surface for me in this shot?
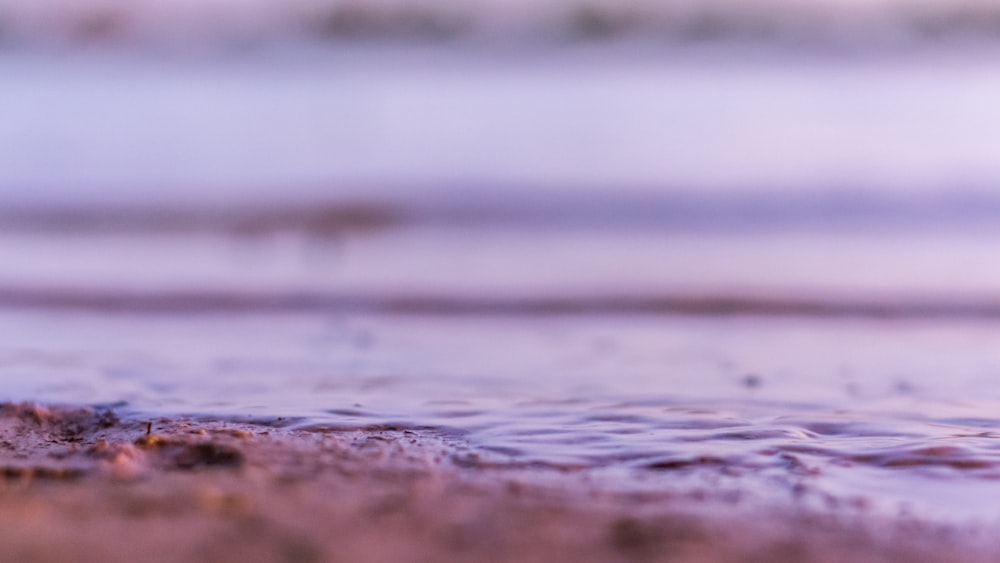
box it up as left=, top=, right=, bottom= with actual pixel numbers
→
left=6, top=42, right=1000, bottom=531
left=7, top=257, right=1000, bottom=524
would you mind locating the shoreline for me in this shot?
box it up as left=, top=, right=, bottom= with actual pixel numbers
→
left=0, top=402, right=991, bottom=562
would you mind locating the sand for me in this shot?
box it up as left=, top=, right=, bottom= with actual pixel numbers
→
left=0, top=402, right=989, bottom=563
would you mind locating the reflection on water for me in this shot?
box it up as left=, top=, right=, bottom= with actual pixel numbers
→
left=5, top=50, right=1000, bottom=203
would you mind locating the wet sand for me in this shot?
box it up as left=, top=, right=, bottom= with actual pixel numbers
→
left=0, top=402, right=990, bottom=563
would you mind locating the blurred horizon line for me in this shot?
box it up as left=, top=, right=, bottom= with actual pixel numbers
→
left=6, top=0, right=1000, bottom=54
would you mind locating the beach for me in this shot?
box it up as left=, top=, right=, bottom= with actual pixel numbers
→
left=1, top=402, right=994, bottom=563
left=7, top=2, right=1000, bottom=560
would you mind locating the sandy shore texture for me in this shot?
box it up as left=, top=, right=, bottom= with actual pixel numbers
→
left=0, top=402, right=990, bottom=563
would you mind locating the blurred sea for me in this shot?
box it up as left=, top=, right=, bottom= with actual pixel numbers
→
left=6, top=0, right=1000, bottom=531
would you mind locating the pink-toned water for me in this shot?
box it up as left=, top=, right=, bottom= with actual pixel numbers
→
left=6, top=39, right=1000, bottom=532
left=7, top=221, right=1000, bottom=525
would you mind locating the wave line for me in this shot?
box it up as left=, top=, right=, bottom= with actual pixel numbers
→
left=4, top=287, right=1000, bottom=319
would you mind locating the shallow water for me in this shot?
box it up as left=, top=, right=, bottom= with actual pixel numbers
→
left=7, top=45, right=1000, bottom=530
left=8, top=231, right=1000, bottom=523
left=6, top=48, right=1000, bottom=201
